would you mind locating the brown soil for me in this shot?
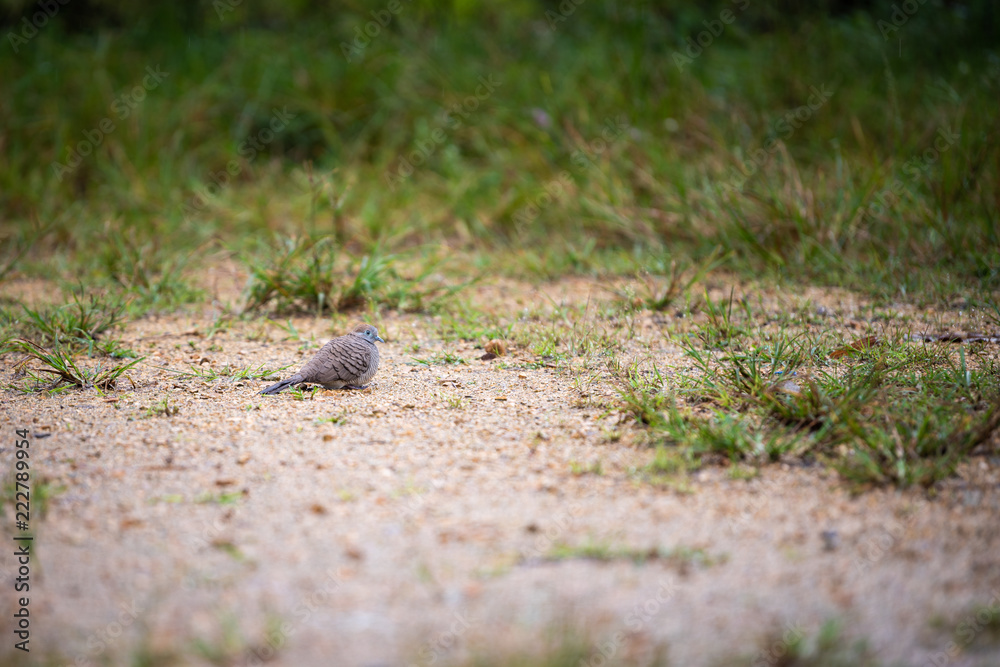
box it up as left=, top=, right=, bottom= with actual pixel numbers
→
left=2, top=271, right=999, bottom=666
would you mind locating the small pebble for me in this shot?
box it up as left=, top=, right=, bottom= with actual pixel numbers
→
left=821, top=529, right=839, bottom=551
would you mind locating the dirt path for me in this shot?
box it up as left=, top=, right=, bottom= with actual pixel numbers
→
left=2, top=276, right=999, bottom=666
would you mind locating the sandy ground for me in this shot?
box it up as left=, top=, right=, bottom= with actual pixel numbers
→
left=2, top=273, right=1000, bottom=666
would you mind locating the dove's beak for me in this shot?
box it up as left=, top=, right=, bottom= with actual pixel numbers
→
left=376, top=335, right=386, bottom=343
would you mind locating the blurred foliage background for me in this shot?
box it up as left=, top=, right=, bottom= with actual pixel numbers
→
left=1, top=0, right=998, bottom=299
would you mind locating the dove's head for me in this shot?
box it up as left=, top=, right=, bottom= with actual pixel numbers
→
left=353, top=324, right=385, bottom=344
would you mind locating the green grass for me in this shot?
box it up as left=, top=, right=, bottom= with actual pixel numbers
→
left=95, top=227, right=203, bottom=311
left=3, top=337, right=144, bottom=392
left=614, top=296, right=1000, bottom=488
left=726, top=619, right=879, bottom=667
left=439, top=618, right=879, bottom=667
left=441, top=633, right=598, bottom=667
left=541, top=540, right=715, bottom=568
left=166, top=362, right=290, bottom=382
left=1, top=2, right=998, bottom=492
left=242, top=234, right=462, bottom=314
left=413, top=352, right=468, bottom=366
left=195, top=491, right=243, bottom=505
left=143, top=397, right=179, bottom=418
left=315, top=413, right=348, bottom=425
left=2, top=3, right=997, bottom=302
left=17, top=289, right=127, bottom=348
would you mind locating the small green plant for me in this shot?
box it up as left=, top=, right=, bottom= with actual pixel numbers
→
left=167, top=363, right=289, bottom=382
left=288, top=385, right=318, bottom=400
left=413, top=352, right=467, bottom=366
left=435, top=306, right=513, bottom=342
left=316, top=414, right=347, bottom=425
left=95, top=337, right=139, bottom=359
left=542, top=540, right=714, bottom=568
left=19, top=289, right=128, bottom=348
left=0, top=223, right=48, bottom=286
left=444, top=395, right=466, bottom=409
left=195, top=491, right=243, bottom=505
left=242, top=235, right=463, bottom=314
left=3, top=338, right=143, bottom=392
left=98, top=229, right=202, bottom=311
left=609, top=359, right=669, bottom=427
left=622, top=247, right=725, bottom=312
left=568, top=460, right=603, bottom=476
left=732, top=619, right=878, bottom=667
left=30, top=478, right=65, bottom=521
left=144, top=397, right=179, bottom=418
left=266, top=318, right=302, bottom=341
left=615, top=294, right=1000, bottom=488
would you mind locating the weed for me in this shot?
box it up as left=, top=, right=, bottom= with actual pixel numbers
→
left=449, top=631, right=597, bottom=667
left=413, top=352, right=467, bottom=366
left=436, top=306, right=513, bottom=343
left=3, top=338, right=143, bottom=392
left=289, top=385, right=318, bottom=400
left=166, top=363, right=290, bottom=382
left=266, top=318, right=302, bottom=341
left=243, top=235, right=462, bottom=314
left=97, top=228, right=202, bottom=311
left=614, top=290, right=1000, bottom=487
left=568, top=460, right=603, bottom=476
left=444, top=395, right=467, bottom=409
left=609, top=359, right=669, bottom=428
left=621, top=247, right=726, bottom=312
left=0, top=223, right=48, bottom=285
left=30, top=478, right=65, bottom=521
left=729, top=619, right=878, bottom=667
left=316, top=414, right=348, bottom=425
left=542, top=540, right=714, bottom=568
left=19, top=289, right=128, bottom=348
left=144, top=398, right=179, bottom=418
left=195, top=491, right=243, bottom=505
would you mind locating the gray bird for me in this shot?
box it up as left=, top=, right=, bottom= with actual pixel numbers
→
left=259, top=324, right=385, bottom=395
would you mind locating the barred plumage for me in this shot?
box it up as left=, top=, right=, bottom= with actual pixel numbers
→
left=259, top=324, right=384, bottom=395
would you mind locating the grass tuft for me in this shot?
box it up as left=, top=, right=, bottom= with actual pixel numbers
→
left=242, top=235, right=463, bottom=314
left=615, top=297, right=1000, bottom=488
left=3, top=338, right=143, bottom=392
left=19, top=289, right=128, bottom=349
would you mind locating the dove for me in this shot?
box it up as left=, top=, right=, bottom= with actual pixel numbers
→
left=259, top=324, right=384, bottom=395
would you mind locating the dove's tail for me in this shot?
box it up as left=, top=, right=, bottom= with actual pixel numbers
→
left=259, top=375, right=302, bottom=395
